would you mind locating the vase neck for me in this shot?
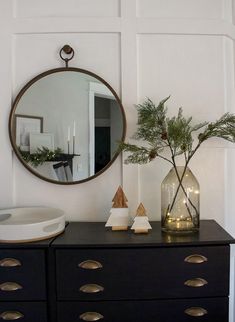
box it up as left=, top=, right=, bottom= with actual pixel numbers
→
left=171, top=166, right=191, bottom=175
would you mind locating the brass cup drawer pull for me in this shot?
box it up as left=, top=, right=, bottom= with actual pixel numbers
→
left=0, top=282, right=23, bottom=292
left=80, top=284, right=104, bottom=294
left=0, top=258, right=21, bottom=267
left=185, top=307, right=208, bottom=317
left=184, top=254, right=208, bottom=264
left=184, top=278, right=208, bottom=288
left=0, top=311, right=24, bottom=320
left=78, top=260, right=103, bottom=270
left=80, top=312, right=104, bottom=321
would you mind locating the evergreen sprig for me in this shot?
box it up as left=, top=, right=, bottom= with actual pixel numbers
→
left=198, top=113, right=235, bottom=143
left=19, top=146, right=63, bottom=167
left=120, top=97, right=235, bottom=165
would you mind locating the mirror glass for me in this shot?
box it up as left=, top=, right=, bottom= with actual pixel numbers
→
left=9, top=68, right=126, bottom=184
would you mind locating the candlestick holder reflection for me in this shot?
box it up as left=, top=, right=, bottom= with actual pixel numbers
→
left=73, top=136, right=75, bottom=155
left=67, top=141, right=70, bottom=155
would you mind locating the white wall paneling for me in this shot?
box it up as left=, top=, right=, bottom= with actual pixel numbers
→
left=1, top=0, right=235, bottom=319
left=0, top=1, right=14, bottom=207
left=137, top=0, right=225, bottom=19
left=137, top=34, right=225, bottom=119
left=120, top=0, right=139, bottom=212
left=13, top=0, right=120, bottom=18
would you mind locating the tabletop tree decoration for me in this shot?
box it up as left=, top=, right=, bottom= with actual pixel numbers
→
left=131, top=203, right=152, bottom=234
left=120, top=96, right=235, bottom=233
left=105, top=186, right=130, bottom=231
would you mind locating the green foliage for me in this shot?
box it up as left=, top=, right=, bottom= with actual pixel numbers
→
left=120, top=97, right=235, bottom=165
left=19, top=147, right=63, bottom=167
left=119, top=143, right=150, bottom=164
left=198, top=113, right=235, bottom=143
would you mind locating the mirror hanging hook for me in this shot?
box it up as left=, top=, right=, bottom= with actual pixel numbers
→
left=59, top=45, right=75, bottom=68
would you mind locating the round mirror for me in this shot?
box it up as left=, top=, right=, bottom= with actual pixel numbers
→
left=9, top=67, right=126, bottom=184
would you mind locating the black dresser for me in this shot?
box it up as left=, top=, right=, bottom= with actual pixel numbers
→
left=0, top=238, right=51, bottom=321
left=0, top=220, right=234, bottom=322
left=53, top=220, right=234, bottom=322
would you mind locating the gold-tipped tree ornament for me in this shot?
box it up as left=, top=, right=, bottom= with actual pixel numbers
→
left=105, top=186, right=130, bottom=230
left=120, top=97, right=235, bottom=233
left=131, top=203, right=152, bottom=234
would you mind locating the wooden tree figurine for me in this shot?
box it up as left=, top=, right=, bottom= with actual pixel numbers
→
left=131, top=203, right=152, bottom=234
left=105, top=186, right=130, bottom=231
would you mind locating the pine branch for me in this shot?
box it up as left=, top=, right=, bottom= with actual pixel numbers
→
left=134, top=97, right=170, bottom=144
left=119, top=98, right=235, bottom=166
left=19, top=147, right=63, bottom=167
left=198, top=113, right=235, bottom=143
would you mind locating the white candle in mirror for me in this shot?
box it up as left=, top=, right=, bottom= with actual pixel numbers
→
left=67, top=126, right=70, bottom=142
left=73, top=121, right=76, bottom=137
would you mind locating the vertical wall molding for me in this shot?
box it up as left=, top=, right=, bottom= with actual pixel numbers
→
left=0, top=0, right=14, bottom=207
left=223, top=0, right=233, bottom=22
left=120, top=0, right=139, bottom=210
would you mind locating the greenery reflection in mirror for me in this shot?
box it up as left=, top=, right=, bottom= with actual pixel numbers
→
left=9, top=68, right=126, bottom=184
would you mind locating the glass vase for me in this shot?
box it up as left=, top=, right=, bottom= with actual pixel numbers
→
left=161, top=166, right=199, bottom=233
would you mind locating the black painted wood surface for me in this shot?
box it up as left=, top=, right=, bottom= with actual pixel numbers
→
left=0, top=302, right=47, bottom=322
left=0, top=238, right=54, bottom=248
left=56, top=245, right=229, bottom=300
left=57, top=297, right=228, bottom=322
left=0, top=249, right=46, bottom=300
left=52, top=220, right=235, bottom=248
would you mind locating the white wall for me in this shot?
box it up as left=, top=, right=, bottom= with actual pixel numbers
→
left=0, top=0, right=235, bottom=319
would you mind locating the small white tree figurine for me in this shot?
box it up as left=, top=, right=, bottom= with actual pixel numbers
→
left=105, top=186, right=130, bottom=231
left=131, top=203, right=152, bottom=234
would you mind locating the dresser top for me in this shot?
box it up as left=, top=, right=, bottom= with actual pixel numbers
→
left=0, top=236, right=56, bottom=248
left=52, top=220, right=235, bottom=248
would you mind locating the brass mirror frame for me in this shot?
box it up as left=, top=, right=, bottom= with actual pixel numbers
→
left=9, top=67, right=126, bottom=185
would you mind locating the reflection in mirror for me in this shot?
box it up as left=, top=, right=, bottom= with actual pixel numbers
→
left=10, top=69, right=125, bottom=184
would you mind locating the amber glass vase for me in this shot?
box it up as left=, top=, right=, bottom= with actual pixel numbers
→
left=161, top=166, right=200, bottom=233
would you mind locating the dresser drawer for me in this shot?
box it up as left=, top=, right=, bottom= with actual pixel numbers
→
left=0, top=249, right=46, bottom=300
left=0, top=302, right=47, bottom=322
left=56, top=246, right=229, bottom=300
left=57, top=297, right=228, bottom=322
